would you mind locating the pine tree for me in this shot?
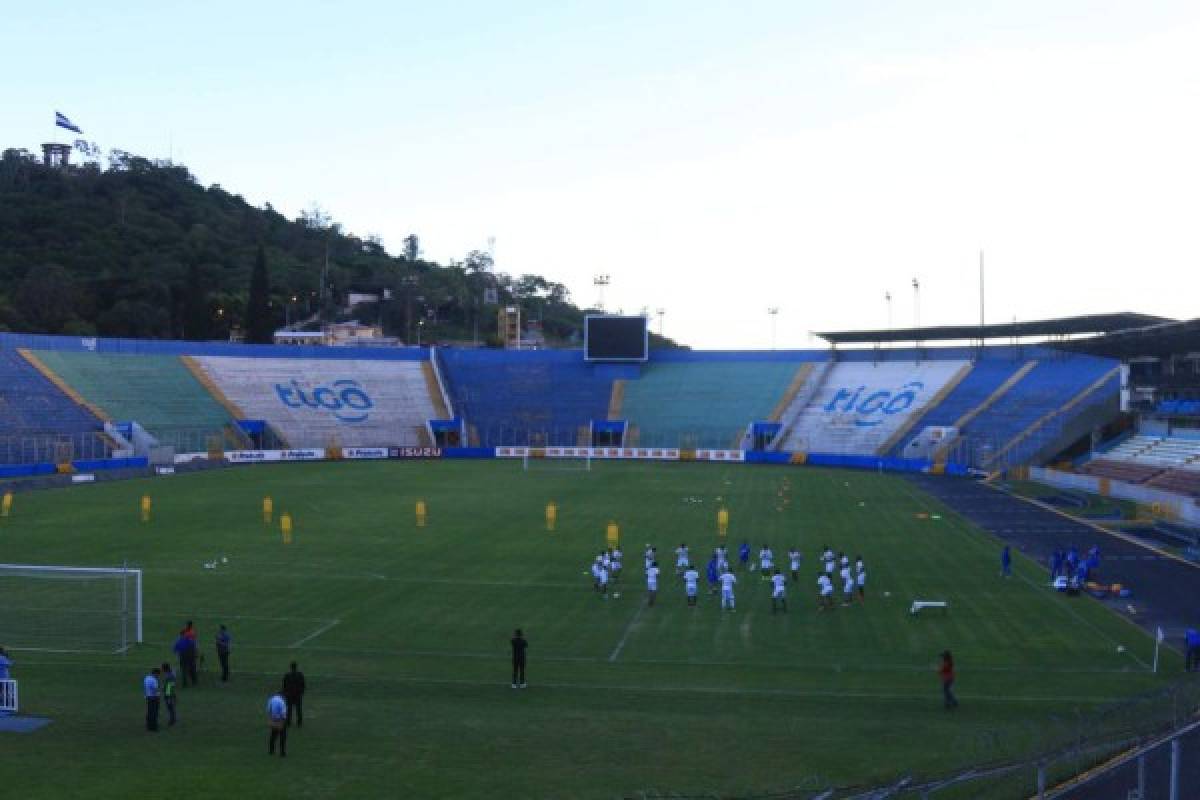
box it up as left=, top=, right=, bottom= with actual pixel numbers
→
left=245, top=244, right=273, bottom=344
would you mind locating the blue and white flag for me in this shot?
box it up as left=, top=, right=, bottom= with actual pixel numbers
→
left=55, top=111, right=83, bottom=134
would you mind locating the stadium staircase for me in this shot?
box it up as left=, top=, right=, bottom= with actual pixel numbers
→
left=619, top=360, right=808, bottom=449
left=192, top=356, right=438, bottom=449
left=25, top=350, right=241, bottom=453
left=876, top=362, right=972, bottom=455
left=981, top=362, right=1120, bottom=469
left=771, top=360, right=832, bottom=449
left=0, top=350, right=109, bottom=464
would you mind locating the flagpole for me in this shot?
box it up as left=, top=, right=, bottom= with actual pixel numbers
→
left=1154, top=626, right=1162, bottom=673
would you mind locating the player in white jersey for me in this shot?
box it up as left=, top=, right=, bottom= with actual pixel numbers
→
left=821, top=546, right=834, bottom=565
left=856, top=564, right=866, bottom=603
left=675, top=543, right=690, bottom=574
left=759, top=546, right=774, bottom=577
left=817, top=572, right=834, bottom=610
left=683, top=565, right=700, bottom=607
left=842, top=572, right=855, bottom=606
left=839, top=564, right=851, bottom=588
left=611, top=548, right=623, bottom=582
left=719, top=568, right=737, bottom=611
left=597, top=563, right=610, bottom=598
left=644, top=546, right=656, bottom=572
left=716, top=546, right=729, bottom=573
left=855, top=555, right=864, bottom=575
left=591, top=557, right=603, bottom=592
left=645, top=560, right=660, bottom=606
left=770, top=569, right=787, bottom=614
left=824, top=554, right=835, bottom=575
left=839, top=552, right=849, bottom=570
left=788, top=549, right=802, bottom=582
left=601, top=550, right=612, bottom=573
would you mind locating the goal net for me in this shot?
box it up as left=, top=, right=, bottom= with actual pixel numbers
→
left=0, top=564, right=142, bottom=654
left=522, top=451, right=592, bottom=472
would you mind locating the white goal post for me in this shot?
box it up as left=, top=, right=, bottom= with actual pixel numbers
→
left=522, top=450, right=592, bottom=472
left=0, top=563, right=143, bottom=654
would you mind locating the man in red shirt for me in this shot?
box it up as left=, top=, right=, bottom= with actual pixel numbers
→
left=939, top=650, right=958, bottom=709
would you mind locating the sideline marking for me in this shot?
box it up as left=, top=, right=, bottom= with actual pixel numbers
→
left=289, top=619, right=341, bottom=648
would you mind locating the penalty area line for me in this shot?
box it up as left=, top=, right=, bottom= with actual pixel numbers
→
left=289, top=619, right=341, bottom=649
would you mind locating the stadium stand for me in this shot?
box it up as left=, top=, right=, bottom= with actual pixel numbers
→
left=891, top=355, right=1031, bottom=458
left=24, top=350, right=236, bottom=453
left=437, top=349, right=613, bottom=447
left=192, top=356, right=439, bottom=448
left=955, top=354, right=1118, bottom=467
left=1080, top=434, right=1200, bottom=495
left=0, top=349, right=108, bottom=464
left=777, top=359, right=969, bottom=455
left=618, top=360, right=811, bottom=448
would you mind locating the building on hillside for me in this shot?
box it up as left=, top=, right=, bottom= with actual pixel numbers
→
left=272, top=322, right=402, bottom=347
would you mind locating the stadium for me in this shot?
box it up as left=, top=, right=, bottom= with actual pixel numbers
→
left=2, top=307, right=1199, bottom=799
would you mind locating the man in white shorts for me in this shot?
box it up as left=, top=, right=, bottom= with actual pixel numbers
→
left=611, top=547, right=623, bottom=582
left=817, top=571, right=834, bottom=611
left=759, top=545, right=774, bottom=578
left=719, top=567, right=737, bottom=611
left=683, top=564, right=700, bottom=607
left=644, top=545, right=656, bottom=572
left=645, top=560, right=660, bottom=606
left=770, top=569, right=787, bottom=614
left=597, top=562, right=609, bottom=599
left=842, top=571, right=855, bottom=606
left=789, top=548, right=802, bottom=582
left=675, top=543, right=690, bottom=574
left=856, top=563, right=866, bottom=603
left=716, top=546, right=729, bottom=573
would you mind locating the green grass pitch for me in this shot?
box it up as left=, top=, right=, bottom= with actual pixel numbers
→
left=0, top=461, right=1174, bottom=799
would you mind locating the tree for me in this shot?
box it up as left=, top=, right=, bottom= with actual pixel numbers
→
left=245, top=244, right=274, bottom=344
left=16, top=264, right=77, bottom=333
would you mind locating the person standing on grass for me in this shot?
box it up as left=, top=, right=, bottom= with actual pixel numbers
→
left=1186, top=629, right=1200, bottom=672
left=174, top=630, right=198, bottom=687
left=719, top=567, right=737, bottom=611
left=770, top=569, right=787, bottom=614
left=645, top=560, right=660, bottom=606
left=215, top=624, right=232, bottom=682
left=510, top=629, right=528, bottom=689
left=683, top=563, right=699, bottom=607
left=267, top=687, right=288, bottom=757
left=283, top=662, right=306, bottom=727
left=161, top=663, right=177, bottom=726
left=143, top=667, right=161, bottom=731
left=939, top=651, right=958, bottom=710
left=1000, top=545, right=1012, bottom=578
left=738, top=540, right=751, bottom=571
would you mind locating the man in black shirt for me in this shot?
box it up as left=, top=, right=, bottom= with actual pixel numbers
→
left=282, top=661, right=306, bottom=727
left=510, top=629, right=528, bottom=689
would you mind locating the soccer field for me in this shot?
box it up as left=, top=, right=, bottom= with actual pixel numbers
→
left=0, top=461, right=1175, bottom=799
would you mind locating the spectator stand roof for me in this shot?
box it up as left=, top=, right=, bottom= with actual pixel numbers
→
left=816, top=313, right=1174, bottom=347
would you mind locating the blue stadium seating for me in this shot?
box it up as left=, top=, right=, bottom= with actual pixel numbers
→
left=437, top=349, right=613, bottom=446
left=888, top=355, right=1028, bottom=457
left=959, top=352, right=1117, bottom=465
left=0, top=349, right=107, bottom=464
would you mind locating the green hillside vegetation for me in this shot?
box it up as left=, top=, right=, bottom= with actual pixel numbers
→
left=0, top=147, right=680, bottom=349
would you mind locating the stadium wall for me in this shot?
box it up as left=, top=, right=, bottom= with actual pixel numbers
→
left=1030, top=466, right=1200, bottom=526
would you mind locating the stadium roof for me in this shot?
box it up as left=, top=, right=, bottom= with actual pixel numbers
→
left=1053, top=317, right=1200, bottom=359
left=816, top=313, right=1173, bottom=345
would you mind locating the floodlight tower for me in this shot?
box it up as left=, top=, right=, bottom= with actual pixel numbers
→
left=593, top=274, right=611, bottom=311
left=767, top=307, right=780, bottom=350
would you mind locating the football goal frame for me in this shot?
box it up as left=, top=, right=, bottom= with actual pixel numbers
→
left=0, top=563, right=143, bottom=654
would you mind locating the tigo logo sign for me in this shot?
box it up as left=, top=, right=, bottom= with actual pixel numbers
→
left=274, top=379, right=374, bottom=423
left=823, top=382, right=924, bottom=427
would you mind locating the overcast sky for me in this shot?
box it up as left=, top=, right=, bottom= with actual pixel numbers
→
left=5, top=1, right=1199, bottom=349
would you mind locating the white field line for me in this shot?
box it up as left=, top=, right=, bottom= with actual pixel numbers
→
left=289, top=618, right=341, bottom=649
left=608, top=603, right=647, bottom=663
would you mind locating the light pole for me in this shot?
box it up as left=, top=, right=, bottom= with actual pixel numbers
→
left=593, top=274, right=610, bottom=311
left=417, top=319, right=425, bottom=347
left=767, top=307, right=779, bottom=350
left=656, top=308, right=665, bottom=337
left=912, top=278, right=921, bottom=330
left=885, top=291, right=892, bottom=330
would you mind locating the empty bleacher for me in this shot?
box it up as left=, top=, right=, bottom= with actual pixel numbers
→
left=193, top=356, right=438, bottom=448
left=778, top=359, right=969, bottom=454
left=956, top=354, right=1118, bottom=467
left=0, top=349, right=108, bottom=464
left=619, top=360, right=810, bottom=448
left=438, top=349, right=612, bottom=447
left=1081, top=434, right=1200, bottom=496
left=29, top=351, right=237, bottom=451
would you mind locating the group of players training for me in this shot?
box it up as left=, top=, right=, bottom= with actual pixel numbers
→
left=589, top=542, right=867, bottom=613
